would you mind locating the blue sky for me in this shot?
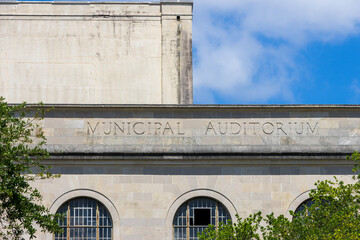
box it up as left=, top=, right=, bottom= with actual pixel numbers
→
left=192, top=0, right=360, bottom=104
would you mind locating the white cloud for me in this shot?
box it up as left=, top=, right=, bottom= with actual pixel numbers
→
left=193, top=0, right=360, bottom=103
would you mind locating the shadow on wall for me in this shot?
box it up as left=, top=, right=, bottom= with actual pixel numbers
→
left=48, top=165, right=354, bottom=175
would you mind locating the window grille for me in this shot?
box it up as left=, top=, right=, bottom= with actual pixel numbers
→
left=173, top=197, right=231, bottom=240
left=295, top=198, right=315, bottom=216
left=54, top=197, right=112, bottom=240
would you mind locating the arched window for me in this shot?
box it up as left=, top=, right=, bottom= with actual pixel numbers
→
left=173, top=197, right=231, bottom=240
left=295, top=198, right=315, bottom=216
left=54, top=197, right=112, bottom=240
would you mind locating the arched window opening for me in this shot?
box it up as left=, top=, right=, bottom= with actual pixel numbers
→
left=295, top=198, right=315, bottom=216
left=54, top=197, right=112, bottom=240
left=173, top=197, right=231, bottom=240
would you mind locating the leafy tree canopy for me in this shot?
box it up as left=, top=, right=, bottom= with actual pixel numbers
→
left=199, top=152, right=360, bottom=240
left=0, top=97, right=61, bottom=239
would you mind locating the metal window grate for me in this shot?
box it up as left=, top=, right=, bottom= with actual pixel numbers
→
left=173, top=198, right=231, bottom=240
left=294, top=198, right=315, bottom=217
left=54, top=197, right=112, bottom=240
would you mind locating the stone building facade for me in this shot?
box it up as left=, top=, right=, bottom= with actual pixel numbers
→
left=1, top=1, right=359, bottom=240
left=0, top=0, right=192, bottom=104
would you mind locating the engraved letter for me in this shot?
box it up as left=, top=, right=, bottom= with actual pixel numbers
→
left=177, top=122, right=185, bottom=135
left=205, top=122, right=217, bottom=135
left=114, top=122, right=124, bottom=135
left=127, top=122, right=131, bottom=135
left=103, top=122, right=112, bottom=135
left=307, top=122, right=319, bottom=134
left=288, top=122, right=292, bottom=135
left=148, top=122, right=152, bottom=135
left=277, top=122, right=287, bottom=135
left=218, top=122, right=228, bottom=135
left=230, top=122, right=241, bottom=135
left=262, top=122, right=274, bottom=135
left=163, top=122, right=174, bottom=135
left=133, top=122, right=145, bottom=135
left=87, top=122, right=99, bottom=135
left=154, top=122, right=162, bottom=135
left=294, top=122, right=303, bottom=135
left=249, top=122, right=260, bottom=135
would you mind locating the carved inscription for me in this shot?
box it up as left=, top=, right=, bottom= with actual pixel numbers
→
left=205, top=121, right=319, bottom=135
left=87, top=120, right=319, bottom=136
left=87, top=121, right=185, bottom=136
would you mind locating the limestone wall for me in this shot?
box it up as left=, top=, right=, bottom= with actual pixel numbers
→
left=34, top=165, right=354, bottom=240
left=30, top=105, right=359, bottom=239
left=0, top=2, right=193, bottom=104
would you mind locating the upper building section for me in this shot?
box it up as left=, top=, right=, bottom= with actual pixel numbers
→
left=0, top=1, right=193, bottom=104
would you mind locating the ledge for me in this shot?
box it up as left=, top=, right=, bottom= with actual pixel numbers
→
left=48, top=151, right=353, bottom=161
left=16, top=104, right=360, bottom=113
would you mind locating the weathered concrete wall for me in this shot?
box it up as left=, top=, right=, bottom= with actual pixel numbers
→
left=0, top=2, right=193, bottom=104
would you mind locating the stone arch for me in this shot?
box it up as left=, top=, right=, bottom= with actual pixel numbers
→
left=165, top=188, right=237, bottom=240
left=285, top=190, right=311, bottom=219
left=46, top=189, right=120, bottom=240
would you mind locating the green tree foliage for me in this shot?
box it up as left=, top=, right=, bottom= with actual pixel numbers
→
left=0, top=97, right=61, bottom=239
left=199, top=152, right=360, bottom=240
left=199, top=213, right=263, bottom=240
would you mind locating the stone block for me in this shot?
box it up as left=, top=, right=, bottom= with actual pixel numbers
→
left=123, top=184, right=143, bottom=193
left=261, top=200, right=282, bottom=210
left=271, top=192, right=293, bottom=202
left=262, top=183, right=281, bottom=192
left=133, top=193, right=153, bottom=201
left=132, top=176, right=153, bottom=184
left=251, top=192, right=271, bottom=200
left=252, top=176, right=271, bottom=183
left=232, top=176, right=253, bottom=183
left=271, top=176, right=291, bottom=184
left=163, top=184, right=181, bottom=195
left=153, top=175, right=172, bottom=184
left=241, top=183, right=262, bottom=193
left=113, top=176, right=133, bottom=184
